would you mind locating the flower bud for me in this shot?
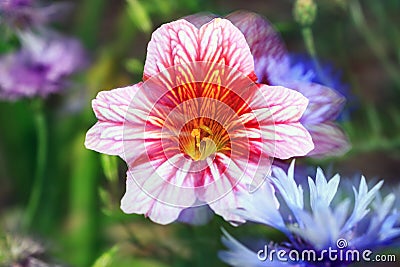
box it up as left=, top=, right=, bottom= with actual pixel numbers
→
left=293, top=0, right=317, bottom=26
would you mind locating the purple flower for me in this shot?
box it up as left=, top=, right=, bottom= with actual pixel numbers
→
left=0, top=31, right=87, bottom=100
left=0, top=0, right=70, bottom=28
left=219, top=161, right=400, bottom=266
left=288, top=54, right=350, bottom=98
left=177, top=204, right=214, bottom=226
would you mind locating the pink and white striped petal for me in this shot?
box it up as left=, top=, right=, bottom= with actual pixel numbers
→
left=251, top=85, right=310, bottom=122
left=262, top=123, right=314, bottom=159
left=197, top=18, right=256, bottom=80
left=143, top=18, right=256, bottom=81
left=85, top=84, right=141, bottom=156
left=121, top=153, right=198, bottom=225
left=121, top=172, right=190, bottom=225
left=85, top=121, right=124, bottom=156
left=305, top=122, right=351, bottom=157
left=202, top=151, right=270, bottom=223
left=245, top=85, right=314, bottom=159
left=248, top=85, right=314, bottom=159
left=92, top=84, right=141, bottom=122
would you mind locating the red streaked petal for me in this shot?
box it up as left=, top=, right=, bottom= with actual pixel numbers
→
left=121, top=153, right=198, bottom=224
left=305, top=122, right=351, bottom=157
left=251, top=85, right=309, bottom=122
left=86, top=82, right=163, bottom=158
left=92, top=84, right=141, bottom=122
left=262, top=122, right=314, bottom=159
left=198, top=148, right=270, bottom=221
left=85, top=121, right=124, bottom=156
left=143, top=19, right=199, bottom=80
left=248, top=84, right=314, bottom=159
left=144, top=18, right=256, bottom=81
left=121, top=171, right=189, bottom=225
left=198, top=18, right=256, bottom=80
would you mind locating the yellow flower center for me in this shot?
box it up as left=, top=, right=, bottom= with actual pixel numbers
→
left=179, top=118, right=230, bottom=161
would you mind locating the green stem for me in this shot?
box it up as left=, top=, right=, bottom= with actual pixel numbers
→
left=301, top=27, right=329, bottom=85
left=348, top=0, right=400, bottom=89
left=23, top=100, right=47, bottom=231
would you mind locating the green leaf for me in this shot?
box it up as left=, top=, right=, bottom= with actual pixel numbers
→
left=126, top=0, right=153, bottom=34
left=98, top=187, right=112, bottom=207
left=92, top=246, right=119, bottom=267
left=125, top=58, right=144, bottom=75
left=100, top=154, right=119, bottom=182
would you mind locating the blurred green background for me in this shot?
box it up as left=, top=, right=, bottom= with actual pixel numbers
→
left=0, top=0, right=400, bottom=266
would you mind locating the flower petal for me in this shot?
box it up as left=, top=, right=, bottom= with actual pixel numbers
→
left=143, top=18, right=256, bottom=81
left=143, top=19, right=199, bottom=80
left=226, top=11, right=287, bottom=81
left=176, top=204, right=214, bottom=225
left=200, top=151, right=270, bottom=223
left=265, top=123, right=314, bottom=159
left=85, top=121, right=124, bottom=156
left=288, top=81, right=346, bottom=124
left=85, top=84, right=141, bottom=156
left=121, top=172, right=187, bottom=225
left=249, top=85, right=314, bottom=159
left=305, top=122, right=350, bottom=157
left=92, top=84, right=141, bottom=122
left=121, top=153, right=197, bottom=224
left=235, top=181, right=287, bottom=232
left=197, top=18, right=256, bottom=80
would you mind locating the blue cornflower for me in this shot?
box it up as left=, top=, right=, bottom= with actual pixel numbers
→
left=219, top=161, right=400, bottom=266
left=286, top=54, right=350, bottom=98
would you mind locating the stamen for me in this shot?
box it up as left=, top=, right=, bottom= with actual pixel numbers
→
left=180, top=119, right=230, bottom=161
left=191, top=128, right=201, bottom=148
left=198, top=137, right=217, bottom=161
left=189, top=126, right=216, bottom=160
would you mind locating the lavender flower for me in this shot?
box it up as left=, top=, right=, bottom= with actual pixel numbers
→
left=0, top=0, right=70, bottom=28
left=219, top=161, right=400, bottom=266
left=0, top=31, right=87, bottom=100
left=177, top=204, right=214, bottom=226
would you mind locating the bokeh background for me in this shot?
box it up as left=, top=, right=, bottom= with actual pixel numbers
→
left=0, top=0, right=400, bottom=266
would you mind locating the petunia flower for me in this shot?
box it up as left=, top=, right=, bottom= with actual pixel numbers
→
left=0, top=0, right=70, bottom=28
left=185, top=11, right=351, bottom=157
left=0, top=31, right=87, bottom=100
left=219, top=161, right=400, bottom=266
left=85, top=18, right=314, bottom=224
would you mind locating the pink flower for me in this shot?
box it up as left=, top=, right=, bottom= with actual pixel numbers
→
left=185, top=11, right=350, bottom=157
left=85, top=18, right=314, bottom=224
